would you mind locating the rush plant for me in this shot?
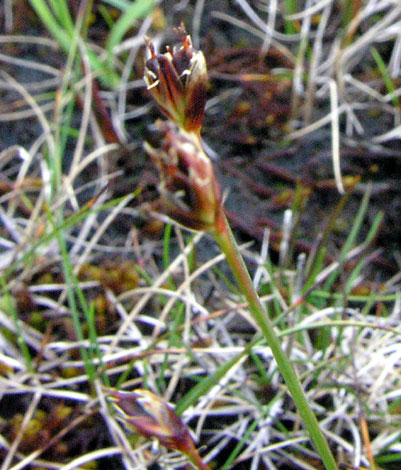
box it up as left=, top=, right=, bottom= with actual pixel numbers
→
left=139, top=25, right=338, bottom=470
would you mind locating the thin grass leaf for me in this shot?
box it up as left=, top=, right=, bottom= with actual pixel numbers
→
left=106, top=0, right=154, bottom=53
left=98, top=5, right=116, bottom=28
left=249, top=350, right=270, bottom=386
left=0, top=278, right=33, bottom=372
left=371, top=46, right=401, bottom=110
left=344, top=211, right=384, bottom=294
left=47, top=0, right=75, bottom=33
left=45, top=206, right=96, bottom=381
left=175, top=338, right=259, bottom=415
left=324, top=185, right=372, bottom=293
left=87, top=301, right=110, bottom=386
left=102, top=0, right=132, bottom=10
left=28, top=0, right=72, bottom=51
left=163, top=223, right=176, bottom=290
left=157, top=302, right=185, bottom=393
left=280, top=320, right=401, bottom=339
left=221, top=418, right=260, bottom=470
left=310, top=290, right=400, bottom=304
left=376, top=452, right=401, bottom=465
left=29, top=0, right=120, bottom=88
left=304, top=184, right=356, bottom=289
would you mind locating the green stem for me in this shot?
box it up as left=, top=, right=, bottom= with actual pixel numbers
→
left=211, top=213, right=338, bottom=470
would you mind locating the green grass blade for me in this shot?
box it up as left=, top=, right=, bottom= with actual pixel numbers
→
left=175, top=338, right=258, bottom=415
left=0, top=279, right=33, bottom=372
left=102, top=0, right=132, bottom=10
left=45, top=206, right=95, bottom=381
left=29, top=0, right=120, bottom=88
left=324, top=186, right=372, bottom=293
left=371, top=46, right=400, bottom=109
left=221, top=419, right=260, bottom=470
left=28, top=0, right=72, bottom=51
left=87, top=302, right=110, bottom=386
left=284, top=0, right=298, bottom=35
left=47, top=0, right=75, bottom=33
left=344, top=211, right=384, bottom=294
left=106, top=0, right=154, bottom=54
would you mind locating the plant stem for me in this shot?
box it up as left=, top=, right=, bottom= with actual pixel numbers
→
left=211, top=213, right=338, bottom=470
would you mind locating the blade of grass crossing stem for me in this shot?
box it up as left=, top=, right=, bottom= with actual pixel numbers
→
left=212, top=215, right=338, bottom=470
left=0, top=278, right=33, bottom=372
left=175, top=338, right=260, bottom=415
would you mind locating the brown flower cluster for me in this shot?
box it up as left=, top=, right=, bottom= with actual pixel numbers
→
left=108, top=388, right=210, bottom=470
left=144, top=26, right=223, bottom=233
left=144, top=122, right=222, bottom=231
left=144, top=26, right=207, bottom=134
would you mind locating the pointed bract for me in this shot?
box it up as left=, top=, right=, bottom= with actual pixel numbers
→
left=144, top=121, right=222, bottom=231
left=144, top=28, right=207, bottom=133
left=108, top=388, right=195, bottom=455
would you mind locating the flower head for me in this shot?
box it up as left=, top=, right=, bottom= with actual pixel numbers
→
left=144, top=121, right=222, bottom=232
left=144, top=25, right=207, bottom=133
left=107, top=388, right=195, bottom=455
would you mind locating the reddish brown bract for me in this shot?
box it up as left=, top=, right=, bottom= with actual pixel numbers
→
left=144, top=121, right=222, bottom=231
left=108, top=389, right=195, bottom=455
left=144, top=28, right=207, bottom=133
